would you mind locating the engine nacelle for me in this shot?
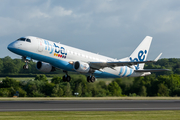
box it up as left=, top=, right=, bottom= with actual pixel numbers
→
left=36, top=61, right=55, bottom=73
left=73, top=61, right=90, bottom=73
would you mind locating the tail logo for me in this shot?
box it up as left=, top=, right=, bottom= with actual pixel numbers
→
left=130, top=50, right=147, bottom=70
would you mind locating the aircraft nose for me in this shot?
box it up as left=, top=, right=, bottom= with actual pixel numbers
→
left=7, top=42, right=16, bottom=51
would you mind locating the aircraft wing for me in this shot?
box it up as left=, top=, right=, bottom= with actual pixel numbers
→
left=90, top=60, right=156, bottom=69
left=134, top=69, right=170, bottom=72
left=89, top=53, right=163, bottom=69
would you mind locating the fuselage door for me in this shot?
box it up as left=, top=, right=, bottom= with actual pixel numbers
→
left=38, top=39, right=43, bottom=52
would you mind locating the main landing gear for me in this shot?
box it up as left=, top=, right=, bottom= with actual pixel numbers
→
left=62, top=71, right=95, bottom=83
left=87, top=76, right=95, bottom=83
left=63, top=70, right=71, bottom=82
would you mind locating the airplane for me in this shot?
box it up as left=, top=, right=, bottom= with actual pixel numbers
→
left=7, top=36, right=168, bottom=82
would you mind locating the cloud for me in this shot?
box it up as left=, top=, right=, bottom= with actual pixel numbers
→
left=29, top=9, right=50, bottom=18
left=52, top=6, right=73, bottom=17
left=29, top=6, right=73, bottom=19
left=1, top=0, right=180, bottom=59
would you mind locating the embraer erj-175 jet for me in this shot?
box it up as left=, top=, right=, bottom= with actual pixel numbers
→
left=7, top=36, right=168, bottom=82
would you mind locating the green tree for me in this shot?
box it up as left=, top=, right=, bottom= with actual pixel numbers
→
left=16, top=87, right=27, bottom=97
left=57, top=87, right=64, bottom=97
left=0, top=59, right=3, bottom=74
left=139, top=86, right=147, bottom=96
left=25, top=80, right=46, bottom=96
left=158, top=74, right=180, bottom=96
left=51, top=84, right=64, bottom=97
left=76, top=83, right=82, bottom=97
left=35, top=74, right=48, bottom=82
left=43, top=82, right=55, bottom=96
left=108, top=81, right=122, bottom=96
left=64, top=83, right=72, bottom=97
left=2, top=77, right=19, bottom=88
left=97, top=81, right=107, bottom=90
left=174, top=68, right=180, bottom=74
left=157, top=83, right=169, bottom=96
left=3, top=61, right=19, bottom=74
left=0, top=88, right=11, bottom=97
left=32, top=91, right=45, bottom=97
left=51, top=76, right=62, bottom=84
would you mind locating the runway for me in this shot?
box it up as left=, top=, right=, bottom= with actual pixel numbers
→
left=0, top=100, right=180, bottom=111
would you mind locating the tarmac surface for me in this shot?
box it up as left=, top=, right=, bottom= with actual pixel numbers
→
left=0, top=100, right=180, bottom=111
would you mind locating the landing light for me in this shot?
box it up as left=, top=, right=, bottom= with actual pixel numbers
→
left=69, top=61, right=74, bottom=65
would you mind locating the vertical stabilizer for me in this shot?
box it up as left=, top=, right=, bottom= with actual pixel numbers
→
left=129, top=36, right=152, bottom=70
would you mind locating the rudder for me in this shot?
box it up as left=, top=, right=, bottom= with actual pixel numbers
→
left=129, top=36, right=152, bottom=70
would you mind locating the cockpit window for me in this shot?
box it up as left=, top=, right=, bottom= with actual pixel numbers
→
left=17, top=37, right=31, bottom=43
left=17, top=38, right=26, bottom=41
left=26, top=38, right=31, bottom=43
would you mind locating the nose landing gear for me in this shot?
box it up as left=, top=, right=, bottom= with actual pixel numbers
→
left=22, top=57, right=31, bottom=70
left=23, top=64, right=28, bottom=69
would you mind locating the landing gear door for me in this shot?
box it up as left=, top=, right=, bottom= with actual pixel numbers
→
left=38, top=39, right=43, bottom=52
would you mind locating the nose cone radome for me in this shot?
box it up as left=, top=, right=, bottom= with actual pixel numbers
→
left=7, top=41, right=17, bottom=52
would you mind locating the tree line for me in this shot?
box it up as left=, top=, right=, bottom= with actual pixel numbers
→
left=0, top=56, right=180, bottom=97
left=0, top=74, right=180, bottom=97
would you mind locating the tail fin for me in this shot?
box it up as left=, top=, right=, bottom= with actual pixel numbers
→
left=129, top=36, right=152, bottom=70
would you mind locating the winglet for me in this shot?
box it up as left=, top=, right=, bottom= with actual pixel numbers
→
left=154, top=53, right=162, bottom=62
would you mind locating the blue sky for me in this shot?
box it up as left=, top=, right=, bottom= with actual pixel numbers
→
left=1, top=0, right=180, bottom=59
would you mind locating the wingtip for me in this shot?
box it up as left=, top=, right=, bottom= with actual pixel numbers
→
left=145, top=36, right=153, bottom=40
left=154, top=53, right=162, bottom=62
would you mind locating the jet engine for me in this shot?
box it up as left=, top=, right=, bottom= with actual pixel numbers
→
left=73, top=61, right=90, bottom=73
left=36, top=61, right=55, bottom=73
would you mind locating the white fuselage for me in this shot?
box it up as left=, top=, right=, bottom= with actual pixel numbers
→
left=7, top=36, right=149, bottom=78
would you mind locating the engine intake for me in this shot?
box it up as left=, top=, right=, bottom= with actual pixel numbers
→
left=36, top=61, right=55, bottom=73
left=74, top=61, right=90, bottom=73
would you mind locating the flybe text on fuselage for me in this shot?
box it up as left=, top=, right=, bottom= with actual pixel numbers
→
left=44, top=40, right=67, bottom=59
left=129, top=50, right=147, bottom=70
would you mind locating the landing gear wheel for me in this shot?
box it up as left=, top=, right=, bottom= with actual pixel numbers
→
left=63, top=75, right=67, bottom=82
left=87, top=76, right=95, bottom=83
left=62, top=71, right=71, bottom=82
left=87, top=76, right=91, bottom=83
left=66, top=76, right=71, bottom=82
left=22, top=57, right=30, bottom=70
left=63, top=75, right=71, bottom=82
left=90, top=76, right=95, bottom=83
left=23, top=65, right=28, bottom=70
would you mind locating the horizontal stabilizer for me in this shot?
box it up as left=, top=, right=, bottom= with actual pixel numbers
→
left=134, top=69, right=170, bottom=72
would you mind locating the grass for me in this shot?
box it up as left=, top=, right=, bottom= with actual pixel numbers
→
left=0, top=110, right=179, bottom=120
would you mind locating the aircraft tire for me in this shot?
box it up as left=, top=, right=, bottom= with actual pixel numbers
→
left=23, top=65, right=28, bottom=70
left=90, top=76, right=95, bottom=83
left=63, top=75, right=71, bottom=82
left=66, top=76, right=71, bottom=82
left=87, top=76, right=91, bottom=83
left=63, top=75, right=67, bottom=82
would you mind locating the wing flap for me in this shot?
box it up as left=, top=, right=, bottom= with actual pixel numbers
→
left=134, top=69, right=170, bottom=72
